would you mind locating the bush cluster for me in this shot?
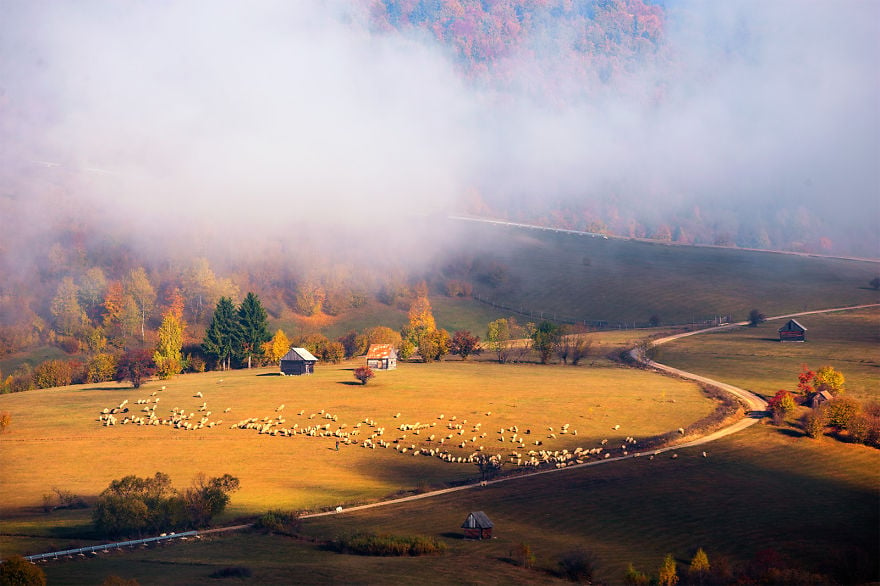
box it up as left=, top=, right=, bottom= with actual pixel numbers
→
left=330, top=533, right=446, bottom=557
left=255, top=510, right=301, bottom=536
left=801, top=398, right=880, bottom=447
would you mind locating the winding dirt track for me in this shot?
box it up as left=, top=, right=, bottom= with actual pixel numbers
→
left=301, top=303, right=879, bottom=519
left=21, top=304, right=878, bottom=556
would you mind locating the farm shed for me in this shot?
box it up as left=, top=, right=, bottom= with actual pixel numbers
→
left=809, top=390, right=834, bottom=408
left=280, top=348, right=318, bottom=376
left=461, top=511, right=494, bottom=540
left=778, top=319, right=807, bottom=342
left=366, top=344, right=397, bottom=370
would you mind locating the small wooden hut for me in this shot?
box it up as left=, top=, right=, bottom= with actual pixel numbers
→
left=366, top=344, right=397, bottom=370
left=280, top=348, right=318, bottom=376
left=809, top=390, right=834, bottom=408
left=461, top=511, right=494, bottom=540
left=778, top=319, right=807, bottom=342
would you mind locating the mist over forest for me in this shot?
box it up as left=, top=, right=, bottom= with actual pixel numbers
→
left=0, top=1, right=878, bottom=361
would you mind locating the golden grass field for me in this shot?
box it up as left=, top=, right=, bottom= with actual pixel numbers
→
left=0, top=350, right=714, bottom=555
left=654, top=306, right=880, bottom=402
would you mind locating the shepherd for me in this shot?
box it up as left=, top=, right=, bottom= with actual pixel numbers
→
left=335, top=440, right=340, bottom=451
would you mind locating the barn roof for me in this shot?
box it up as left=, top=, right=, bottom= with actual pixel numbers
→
left=366, top=344, right=396, bottom=359
left=461, top=511, right=493, bottom=529
left=778, top=319, right=807, bottom=332
left=281, top=347, right=318, bottom=362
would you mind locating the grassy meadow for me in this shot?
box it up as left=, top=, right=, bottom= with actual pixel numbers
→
left=0, top=354, right=714, bottom=558
left=462, top=224, right=880, bottom=325
left=654, top=306, right=880, bottom=402
left=35, top=422, right=879, bottom=585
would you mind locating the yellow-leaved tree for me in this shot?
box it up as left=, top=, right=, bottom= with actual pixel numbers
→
left=262, top=329, right=291, bottom=365
left=153, top=310, right=185, bottom=379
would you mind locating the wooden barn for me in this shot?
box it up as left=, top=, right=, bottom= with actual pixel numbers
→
left=809, top=390, right=834, bottom=408
left=461, top=511, right=494, bottom=540
left=280, top=348, right=318, bottom=376
left=778, top=319, right=807, bottom=342
left=366, top=344, right=397, bottom=370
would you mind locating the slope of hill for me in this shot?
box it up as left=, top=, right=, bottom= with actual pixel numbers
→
left=444, top=220, right=880, bottom=327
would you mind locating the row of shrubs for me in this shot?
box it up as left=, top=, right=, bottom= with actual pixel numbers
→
left=329, top=532, right=447, bottom=557
left=801, top=396, right=880, bottom=447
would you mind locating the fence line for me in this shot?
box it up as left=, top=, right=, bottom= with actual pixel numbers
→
left=471, top=293, right=730, bottom=330
left=19, top=531, right=199, bottom=562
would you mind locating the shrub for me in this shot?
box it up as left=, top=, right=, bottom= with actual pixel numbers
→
left=658, top=553, right=679, bottom=586
left=0, top=555, right=46, bottom=585
left=513, top=542, right=536, bottom=568
left=187, top=354, right=206, bottom=373
left=825, top=396, right=861, bottom=430
left=32, top=359, right=74, bottom=389
left=624, top=563, right=649, bottom=585
left=209, top=567, right=252, bottom=579
left=353, top=366, right=374, bottom=385
left=802, top=406, right=828, bottom=439
left=557, top=548, right=596, bottom=582
left=255, top=510, right=301, bottom=536
left=332, top=533, right=446, bottom=556
left=87, top=353, right=118, bottom=383
left=0, top=411, right=10, bottom=433
left=53, top=487, right=88, bottom=509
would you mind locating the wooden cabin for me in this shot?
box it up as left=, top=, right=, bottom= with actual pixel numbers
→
left=280, top=348, right=318, bottom=376
left=809, top=390, right=834, bottom=408
left=461, top=511, right=494, bottom=540
left=366, top=344, right=397, bottom=370
left=778, top=319, right=807, bottom=342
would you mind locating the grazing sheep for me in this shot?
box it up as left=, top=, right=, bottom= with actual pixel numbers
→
left=276, top=404, right=285, bottom=412
left=194, top=391, right=202, bottom=398
left=612, top=424, right=620, bottom=430
left=335, top=506, right=343, bottom=513
left=702, top=451, right=708, bottom=458
left=678, top=427, right=685, bottom=435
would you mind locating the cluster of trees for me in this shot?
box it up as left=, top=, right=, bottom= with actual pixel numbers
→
left=768, top=365, right=880, bottom=447
left=485, top=317, right=592, bottom=365
left=92, top=472, right=239, bottom=538
left=370, top=0, right=664, bottom=94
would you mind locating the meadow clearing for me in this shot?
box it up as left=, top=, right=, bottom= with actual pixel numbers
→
left=654, top=306, right=880, bottom=402
left=31, top=420, right=879, bottom=585
left=24, top=308, right=877, bottom=585
left=0, top=350, right=715, bottom=558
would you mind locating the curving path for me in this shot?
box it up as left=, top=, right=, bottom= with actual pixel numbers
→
left=18, top=304, right=878, bottom=556
left=303, top=303, right=879, bottom=518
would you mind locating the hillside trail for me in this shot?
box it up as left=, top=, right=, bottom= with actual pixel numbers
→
left=300, top=303, right=879, bottom=519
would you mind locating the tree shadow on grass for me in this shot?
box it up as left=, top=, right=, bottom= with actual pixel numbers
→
left=773, top=427, right=806, bottom=439
left=257, top=372, right=283, bottom=377
left=440, top=532, right=465, bottom=540
left=337, top=381, right=365, bottom=386
left=81, top=386, right=126, bottom=391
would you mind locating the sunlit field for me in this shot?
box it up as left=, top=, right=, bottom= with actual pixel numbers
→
left=34, top=423, right=879, bottom=585
left=654, top=306, right=880, bottom=402
left=0, top=355, right=714, bottom=558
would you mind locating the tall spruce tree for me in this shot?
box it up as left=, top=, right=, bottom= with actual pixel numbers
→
left=238, top=292, right=271, bottom=368
left=202, top=297, right=242, bottom=370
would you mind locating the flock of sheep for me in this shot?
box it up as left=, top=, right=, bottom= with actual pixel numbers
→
left=95, top=387, right=694, bottom=471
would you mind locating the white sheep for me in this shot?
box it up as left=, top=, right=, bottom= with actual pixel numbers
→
left=194, top=391, right=202, bottom=398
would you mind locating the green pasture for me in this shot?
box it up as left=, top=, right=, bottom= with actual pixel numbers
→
left=462, top=224, right=880, bottom=325
left=37, top=423, right=879, bottom=585
left=654, top=307, right=880, bottom=402
left=0, top=355, right=713, bottom=558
